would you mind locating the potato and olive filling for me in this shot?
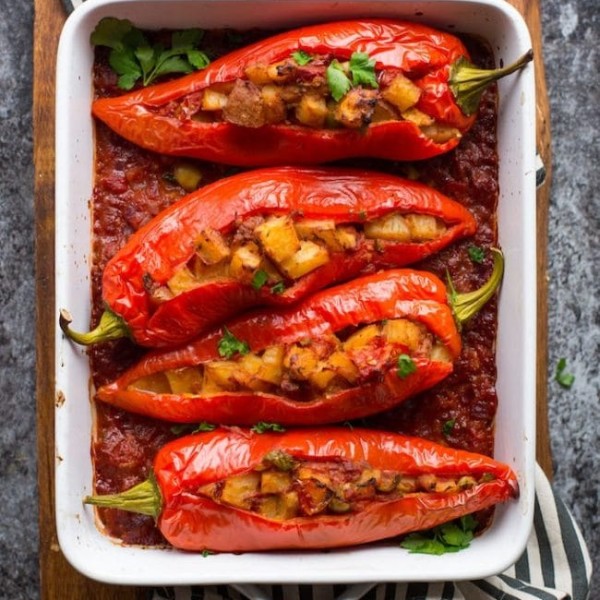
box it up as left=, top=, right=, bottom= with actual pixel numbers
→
left=146, top=212, right=447, bottom=303
left=196, top=450, right=492, bottom=520
left=161, top=53, right=461, bottom=143
left=129, top=317, right=453, bottom=398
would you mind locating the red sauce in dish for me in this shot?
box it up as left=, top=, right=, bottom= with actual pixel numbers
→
left=89, top=32, right=498, bottom=545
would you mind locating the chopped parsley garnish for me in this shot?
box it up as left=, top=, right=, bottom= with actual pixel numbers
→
left=251, top=422, right=286, bottom=434
left=397, top=354, right=417, bottom=379
left=326, top=52, right=378, bottom=101
left=251, top=269, right=269, bottom=290
left=349, top=52, right=378, bottom=88
left=170, top=421, right=216, bottom=435
left=90, top=17, right=210, bottom=90
left=442, top=418, right=456, bottom=437
left=468, top=245, right=486, bottom=264
left=271, top=281, right=286, bottom=294
left=217, top=327, right=250, bottom=359
left=555, top=358, right=575, bottom=389
left=401, top=515, right=477, bottom=555
left=292, top=50, right=313, bottom=65
left=201, top=549, right=215, bottom=557
left=326, top=60, right=353, bottom=102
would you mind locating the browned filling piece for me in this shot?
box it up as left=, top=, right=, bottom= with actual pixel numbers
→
left=196, top=451, right=492, bottom=520
left=159, top=54, right=461, bottom=143
left=145, top=213, right=447, bottom=303
left=129, top=319, right=453, bottom=398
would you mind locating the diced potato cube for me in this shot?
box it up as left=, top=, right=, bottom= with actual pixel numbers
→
left=279, top=85, right=303, bottom=104
left=401, top=107, right=433, bottom=127
left=255, top=216, right=301, bottom=264
left=383, top=319, right=424, bottom=351
left=201, top=88, right=229, bottom=111
left=257, top=495, right=287, bottom=520
left=296, top=467, right=331, bottom=487
left=284, top=345, right=319, bottom=381
left=434, top=479, right=459, bottom=493
left=257, top=346, right=285, bottom=385
left=376, top=471, right=400, bottom=493
left=129, top=373, right=171, bottom=394
left=404, top=215, right=447, bottom=241
left=458, top=476, right=477, bottom=490
left=266, top=61, right=295, bottom=83
left=233, top=353, right=271, bottom=391
left=396, top=476, right=418, bottom=494
left=195, top=228, right=231, bottom=266
left=371, top=100, right=399, bottom=123
left=309, top=367, right=337, bottom=390
left=329, top=497, right=351, bottom=513
left=293, top=219, right=336, bottom=240
left=298, top=478, right=333, bottom=516
left=315, top=226, right=358, bottom=252
left=417, top=474, right=438, bottom=491
left=173, top=162, right=203, bottom=192
left=148, top=285, right=174, bottom=306
left=244, top=64, right=273, bottom=85
left=327, top=351, right=359, bottom=384
left=261, top=471, right=292, bottom=494
left=382, top=74, right=422, bottom=112
left=296, top=93, right=328, bottom=128
left=430, top=342, right=453, bottom=364
left=357, top=468, right=381, bottom=486
left=420, top=124, right=461, bottom=143
left=261, top=85, right=287, bottom=124
left=164, top=367, right=204, bottom=394
left=334, top=88, right=378, bottom=129
left=220, top=472, right=261, bottom=508
left=192, top=258, right=230, bottom=282
left=280, top=240, right=329, bottom=279
left=343, top=324, right=381, bottom=351
left=167, top=265, right=200, bottom=296
left=364, top=213, right=411, bottom=242
left=202, top=361, right=239, bottom=393
left=229, top=243, right=262, bottom=281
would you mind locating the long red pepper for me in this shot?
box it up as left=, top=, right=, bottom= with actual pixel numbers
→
left=84, top=427, right=519, bottom=552
left=92, top=20, right=532, bottom=166
left=60, top=167, right=476, bottom=348
left=96, top=253, right=503, bottom=426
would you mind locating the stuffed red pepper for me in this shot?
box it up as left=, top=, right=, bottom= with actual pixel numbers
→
left=84, top=427, right=519, bottom=552
left=92, top=19, right=532, bottom=166
left=60, top=166, right=476, bottom=348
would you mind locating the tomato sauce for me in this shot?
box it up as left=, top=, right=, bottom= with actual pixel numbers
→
left=89, top=32, right=499, bottom=544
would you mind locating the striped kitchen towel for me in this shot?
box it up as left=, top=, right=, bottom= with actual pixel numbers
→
left=151, top=465, right=592, bottom=600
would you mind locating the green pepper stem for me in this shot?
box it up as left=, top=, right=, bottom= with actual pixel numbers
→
left=448, top=248, right=504, bottom=327
left=84, top=475, right=162, bottom=519
left=59, top=308, right=129, bottom=345
left=450, top=50, right=533, bottom=116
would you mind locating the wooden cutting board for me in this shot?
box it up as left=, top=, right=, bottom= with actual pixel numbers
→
left=34, top=0, right=552, bottom=597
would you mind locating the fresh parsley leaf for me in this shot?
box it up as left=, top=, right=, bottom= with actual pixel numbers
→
left=555, top=358, right=575, bottom=389
left=170, top=423, right=192, bottom=435
left=442, top=418, right=456, bottom=437
left=292, top=50, right=313, bottom=65
left=251, top=269, right=269, bottom=290
left=327, top=60, right=352, bottom=102
left=251, top=422, right=286, bottom=434
left=217, top=327, right=250, bottom=359
left=397, top=354, right=417, bottom=379
left=401, top=516, right=478, bottom=555
left=91, top=18, right=210, bottom=89
left=201, top=549, right=214, bottom=557
left=271, top=281, right=286, bottom=295
left=90, top=17, right=133, bottom=50
left=349, top=52, right=378, bottom=88
left=192, top=422, right=216, bottom=433
left=468, top=245, right=486, bottom=264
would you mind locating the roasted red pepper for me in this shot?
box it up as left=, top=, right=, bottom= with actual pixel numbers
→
left=60, top=167, right=476, bottom=348
left=84, top=427, right=519, bottom=552
left=92, top=20, right=532, bottom=166
left=95, top=252, right=503, bottom=426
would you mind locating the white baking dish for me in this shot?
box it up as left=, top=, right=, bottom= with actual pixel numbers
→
left=55, top=0, right=536, bottom=585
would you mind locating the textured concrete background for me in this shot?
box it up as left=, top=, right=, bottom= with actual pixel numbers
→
left=0, top=0, right=596, bottom=597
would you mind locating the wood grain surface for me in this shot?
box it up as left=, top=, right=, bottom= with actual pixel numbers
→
left=34, top=1, right=552, bottom=596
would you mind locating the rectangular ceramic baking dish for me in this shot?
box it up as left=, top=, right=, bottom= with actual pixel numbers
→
left=55, top=0, right=536, bottom=586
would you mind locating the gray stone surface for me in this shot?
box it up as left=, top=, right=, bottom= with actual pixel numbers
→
left=0, top=0, right=597, bottom=597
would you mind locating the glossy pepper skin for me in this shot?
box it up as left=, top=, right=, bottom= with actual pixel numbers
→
left=97, top=269, right=461, bottom=425
left=95, top=167, right=475, bottom=348
left=89, top=428, right=519, bottom=552
left=92, top=19, right=475, bottom=165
